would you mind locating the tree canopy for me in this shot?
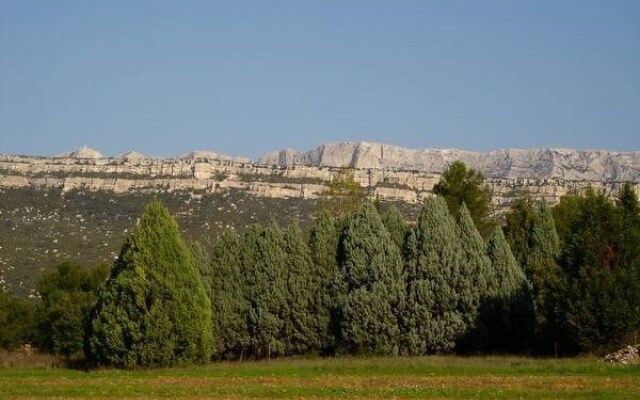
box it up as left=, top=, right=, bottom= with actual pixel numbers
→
left=433, top=161, right=494, bottom=238
left=85, top=201, right=213, bottom=367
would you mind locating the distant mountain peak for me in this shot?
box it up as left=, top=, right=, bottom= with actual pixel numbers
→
left=57, top=146, right=104, bottom=159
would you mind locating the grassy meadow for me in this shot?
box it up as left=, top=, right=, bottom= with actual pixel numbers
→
left=1, top=355, right=638, bottom=399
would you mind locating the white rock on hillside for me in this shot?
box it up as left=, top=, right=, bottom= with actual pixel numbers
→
left=259, top=141, right=640, bottom=182
left=56, top=146, right=104, bottom=159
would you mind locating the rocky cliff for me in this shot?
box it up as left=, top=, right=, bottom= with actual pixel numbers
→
left=1, top=148, right=637, bottom=211
left=259, top=142, right=640, bottom=182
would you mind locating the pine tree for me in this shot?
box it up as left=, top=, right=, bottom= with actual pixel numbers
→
left=243, top=221, right=288, bottom=359
left=338, top=203, right=404, bottom=355
left=554, top=189, right=640, bottom=353
left=85, top=201, right=213, bottom=367
left=308, top=210, right=340, bottom=352
left=456, top=203, right=494, bottom=312
left=208, top=229, right=249, bottom=359
left=484, top=228, right=535, bottom=351
left=433, top=161, right=495, bottom=238
left=36, top=261, right=109, bottom=355
left=402, top=196, right=467, bottom=355
left=281, top=223, right=316, bottom=355
left=381, top=204, right=407, bottom=250
left=528, top=202, right=562, bottom=344
left=453, top=203, right=496, bottom=351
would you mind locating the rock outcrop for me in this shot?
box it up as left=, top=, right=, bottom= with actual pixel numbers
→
left=604, top=345, right=640, bottom=364
left=259, top=142, right=640, bottom=182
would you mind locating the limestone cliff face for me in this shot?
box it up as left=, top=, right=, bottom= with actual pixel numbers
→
left=259, top=142, right=640, bottom=182
left=1, top=151, right=638, bottom=213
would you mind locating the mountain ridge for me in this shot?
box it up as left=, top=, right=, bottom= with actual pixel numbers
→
left=259, top=141, right=640, bottom=182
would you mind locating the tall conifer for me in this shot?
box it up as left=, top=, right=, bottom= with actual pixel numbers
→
left=244, top=222, right=287, bottom=358
left=308, top=210, right=340, bottom=352
left=484, top=228, right=535, bottom=351
left=86, top=201, right=213, bottom=367
left=338, top=203, right=404, bottom=355
left=282, top=223, right=316, bottom=354
left=402, top=197, right=468, bottom=354
left=208, top=229, right=249, bottom=359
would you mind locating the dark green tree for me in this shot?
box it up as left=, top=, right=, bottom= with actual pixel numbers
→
left=85, top=201, right=213, bottom=367
left=618, top=183, right=640, bottom=216
left=553, top=189, right=640, bottom=353
left=505, top=197, right=563, bottom=352
left=36, top=261, right=108, bottom=355
left=453, top=203, right=497, bottom=351
left=281, top=223, right=317, bottom=354
left=208, top=229, right=249, bottom=360
left=308, top=210, right=341, bottom=353
left=0, top=290, right=35, bottom=350
left=402, top=197, right=470, bottom=354
left=380, top=204, right=408, bottom=250
left=243, top=222, right=288, bottom=359
left=338, top=203, right=404, bottom=355
left=433, top=161, right=495, bottom=237
left=504, top=195, right=538, bottom=268
left=483, top=228, right=535, bottom=351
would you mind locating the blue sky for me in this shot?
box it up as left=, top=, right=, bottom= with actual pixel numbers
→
left=1, top=0, right=639, bottom=158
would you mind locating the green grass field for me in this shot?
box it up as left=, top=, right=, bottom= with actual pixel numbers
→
left=1, top=355, right=639, bottom=399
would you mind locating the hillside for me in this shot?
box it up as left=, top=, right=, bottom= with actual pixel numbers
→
left=0, top=142, right=638, bottom=296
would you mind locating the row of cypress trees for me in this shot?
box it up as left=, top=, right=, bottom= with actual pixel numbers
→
left=200, top=197, right=534, bottom=360
left=83, top=196, right=536, bottom=366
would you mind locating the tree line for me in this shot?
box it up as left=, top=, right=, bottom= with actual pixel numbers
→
left=1, top=162, right=638, bottom=367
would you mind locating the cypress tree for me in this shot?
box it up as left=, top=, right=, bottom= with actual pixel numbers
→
left=244, top=221, right=288, bottom=359
left=339, top=203, right=404, bottom=355
left=281, top=223, right=316, bottom=355
left=85, top=201, right=213, bottom=367
left=528, top=202, right=562, bottom=346
left=453, top=203, right=496, bottom=351
left=381, top=204, right=408, bottom=250
left=308, top=210, right=340, bottom=352
left=208, top=229, right=249, bottom=360
left=402, top=196, right=467, bottom=355
left=484, top=228, right=535, bottom=351
left=456, top=203, right=494, bottom=314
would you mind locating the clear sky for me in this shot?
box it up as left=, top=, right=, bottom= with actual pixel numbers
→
left=1, top=0, right=639, bottom=158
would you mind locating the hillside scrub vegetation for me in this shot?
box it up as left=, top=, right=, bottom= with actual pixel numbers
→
left=0, top=164, right=638, bottom=366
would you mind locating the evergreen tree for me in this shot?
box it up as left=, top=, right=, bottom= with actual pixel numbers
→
left=281, top=223, right=316, bottom=354
left=456, top=203, right=494, bottom=309
left=36, top=261, right=109, bottom=355
left=618, top=182, right=640, bottom=216
left=338, top=203, right=404, bottom=355
left=381, top=204, right=408, bottom=250
left=453, top=203, right=496, bottom=351
left=85, top=201, right=213, bottom=367
left=244, top=221, right=288, bottom=358
left=505, top=197, right=563, bottom=352
left=484, top=228, right=535, bottom=351
left=553, top=189, right=640, bottom=353
left=433, top=161, right=495, bottom=237
left=321, top=168, right=366, bottom=218
left=504, top=195, right=538, bottom=268
left=528, top=202, right=563, bottom=348
left=208, top=229, right=249, bottom=359
left=308, top=210, right=340, bottom=352
left=190, top=241, right=211, bottom=290
left=402, top=197, right=469, bottom=354
left=0, top=290, right=35, bottom=350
